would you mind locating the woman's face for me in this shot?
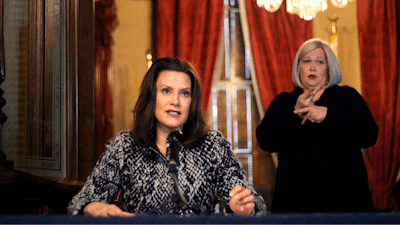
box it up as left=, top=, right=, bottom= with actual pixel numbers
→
left=155, top=70, right=192, bottom=134
left=299, top=47, right=328, bottom=90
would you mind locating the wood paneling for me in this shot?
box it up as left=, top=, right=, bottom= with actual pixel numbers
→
left=0, top=0, right=95, bottom=215
left=65, top=0, right=96, bottom=182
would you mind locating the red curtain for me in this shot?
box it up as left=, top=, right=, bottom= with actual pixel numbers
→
left=95, top=0, right=118, bottom=157
left=358, top=0, right=400, bottom=210
left=245, top=0, right=312, bottom=111
left=154, top=0, right=224, bottom=112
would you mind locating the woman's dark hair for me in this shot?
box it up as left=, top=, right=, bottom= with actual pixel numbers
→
left=130, top=57, right=208, bottom=147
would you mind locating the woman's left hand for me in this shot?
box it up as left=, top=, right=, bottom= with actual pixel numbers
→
left=228, top=185, right=255, bottom=215
left=294, top=104, right=327, bottom=125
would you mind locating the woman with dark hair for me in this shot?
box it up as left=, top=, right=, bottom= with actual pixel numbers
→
left=68, top=57, right=266, bottom=217
left=131, top=57, right=207, bottom=148
left=256, top=38, right=378, bottom=213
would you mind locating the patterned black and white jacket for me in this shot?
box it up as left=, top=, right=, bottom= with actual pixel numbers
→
left=67, top=130, right=267, bottom=216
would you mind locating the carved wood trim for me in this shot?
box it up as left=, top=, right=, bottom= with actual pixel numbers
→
left=65, top=0, right=79, bottom=181
left=65, top=0, right=96, bottom=182
left=7, top=0, right=62, bottom=171
left=0, top=0, right=7, bottom=161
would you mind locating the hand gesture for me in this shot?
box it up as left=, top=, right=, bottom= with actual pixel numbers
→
left=228, top=185, right=255, bottom=215
left=83, top=201, right=135, bottom=217
left=294, top=88, right=318, bottom=112
left=294, top=104, right=327, bottom=125
left=294, top=87, right=327, bottom=124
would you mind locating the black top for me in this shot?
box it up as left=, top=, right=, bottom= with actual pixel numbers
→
left=256, top=85, right=378, bottom=213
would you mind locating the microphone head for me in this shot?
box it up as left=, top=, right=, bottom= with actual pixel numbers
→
left=168, top=130, right=182, bottom=165
left=168, top=130, right=183, bottom=142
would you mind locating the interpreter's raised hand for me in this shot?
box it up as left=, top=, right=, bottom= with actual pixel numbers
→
left=295, top=87, right=325, bottom=112
left=294, top=104, right=327, bottom=125
left=228, top=185, right=255, bottom=215
left=83, top=201, right=135, bottom=217
left=294, top=88, right=317, bottom=112
left=294, top=86, right=326, bottom=124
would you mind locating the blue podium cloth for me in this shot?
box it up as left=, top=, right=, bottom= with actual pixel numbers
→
left=1, top=213, right=400, bottom=224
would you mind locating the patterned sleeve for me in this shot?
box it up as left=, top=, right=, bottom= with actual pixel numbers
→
left=67, top=133, right=125, bottom=215
left=212, top=131, right=267, bottom=216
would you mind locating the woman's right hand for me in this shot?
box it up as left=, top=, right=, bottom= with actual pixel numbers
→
left=294, top=87, right=324, bottom=115
left=83, top=201, right=135, bottom=217
left=294, top=88, right=316, bottom=115
left=294, top=86, right=326, bottom=124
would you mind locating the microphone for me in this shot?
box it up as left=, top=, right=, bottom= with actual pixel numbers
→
left=167, top=129, right=189, bottom=207
left=168, top=130, right=183, bottom=165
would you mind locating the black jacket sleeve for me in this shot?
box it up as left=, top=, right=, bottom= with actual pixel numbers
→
left=256, top=90, right=302, bottom=153
left=322, top=85, right=378, bottom=148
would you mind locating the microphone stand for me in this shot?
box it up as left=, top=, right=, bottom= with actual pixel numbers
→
left=169, top=159, right=189, bottom=212
left=168, top=132, right=208, bottom=215
left=146, top=131, right=207, bottom=216
left=168, top=131, right=189, bottom=213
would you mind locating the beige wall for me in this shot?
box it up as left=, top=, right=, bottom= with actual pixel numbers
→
left=112, top=0, right=152, bottom=134
left=313, top=0, right=361, bottom=93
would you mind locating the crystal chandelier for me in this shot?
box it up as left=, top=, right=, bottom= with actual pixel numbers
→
left=256, top=0, right=353, bottom=21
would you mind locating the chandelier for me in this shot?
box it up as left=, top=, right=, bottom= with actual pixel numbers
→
left=256, top=0, right=353, bottom=21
